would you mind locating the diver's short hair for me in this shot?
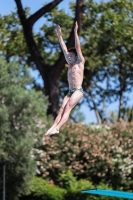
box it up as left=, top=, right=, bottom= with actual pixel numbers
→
left=68, top=47, right=77, bottom=56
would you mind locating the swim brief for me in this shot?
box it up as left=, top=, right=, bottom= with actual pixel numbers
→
left=67, top=87, right=84, bottom=97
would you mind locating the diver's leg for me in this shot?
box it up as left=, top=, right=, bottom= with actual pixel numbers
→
left=50, top=90, right=83, bottom=134
left=45, top=95, right=70, bottom=135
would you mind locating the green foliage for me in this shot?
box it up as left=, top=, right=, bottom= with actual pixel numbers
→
left=20, top=176, right=66, bottom=200
left=0, top=57, right=49, bottom=200
left=37, top=122, right=133, bottom=190
left=81, top=0, right=133, bottom=121
left=0, top=12, right=29, bottom=63
left=60, top=172, right=123, bottom=200
left=37, top=7, right=73, bottom=65
left=20, top=174, right=124, bottom=200
left=58, top=170, right=93, bottom=191
left=120, top=106, right=133, bottom=122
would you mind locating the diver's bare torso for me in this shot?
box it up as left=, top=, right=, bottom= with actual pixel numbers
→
left=67, top=61, right=84, bottom=89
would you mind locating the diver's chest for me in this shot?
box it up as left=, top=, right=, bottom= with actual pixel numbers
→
left=68, top=65, right=80, bottom=74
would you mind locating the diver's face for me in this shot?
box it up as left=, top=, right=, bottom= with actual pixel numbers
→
left=68, top=52, right=77, bottom=64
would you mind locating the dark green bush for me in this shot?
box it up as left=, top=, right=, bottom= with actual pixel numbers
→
left=20, top=176, right=66, bottom=200
left=59, top=171, right=124, bottom=200
left=20, top=174, right=125, bottom=200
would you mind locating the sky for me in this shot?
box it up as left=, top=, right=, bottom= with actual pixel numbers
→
left=0, top=0, right=133, bottom=124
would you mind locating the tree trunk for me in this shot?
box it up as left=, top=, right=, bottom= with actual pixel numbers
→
left=88, top=86, right=102, bottom=123
left=44, top=69, right=60, bottom=118
left=118, top=89, right=123, bottom=121
left=118, top=61, right=123, bottom=121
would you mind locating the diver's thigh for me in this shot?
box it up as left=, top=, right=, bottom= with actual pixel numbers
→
left=69, top=90, right=83, bottom=108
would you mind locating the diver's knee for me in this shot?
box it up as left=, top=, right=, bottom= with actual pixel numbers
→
left=65, top=103, right=73, bottom=112
left=58, top=106, right=64, bottom=115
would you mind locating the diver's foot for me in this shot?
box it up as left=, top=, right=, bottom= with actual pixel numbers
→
left=45, top=128, right=59, bottom=137
left=42, top=131, right=51, bottom=144
left=44, top=128, right=54, bottom=136
left=45, top=131, right=50, bottom=136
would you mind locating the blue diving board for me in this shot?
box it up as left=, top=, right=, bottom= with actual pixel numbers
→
left=81, top=189, right=133, bottom=199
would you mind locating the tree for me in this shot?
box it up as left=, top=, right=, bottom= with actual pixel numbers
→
left=1, top=0, right=133, bottom=123
left=0, top=57, right=49, bottom=200
left=81, top=0, right=133, bottom=122
left=14, top=0, right=84, bottom=118
left=0, top=11, right=29, bottom=63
